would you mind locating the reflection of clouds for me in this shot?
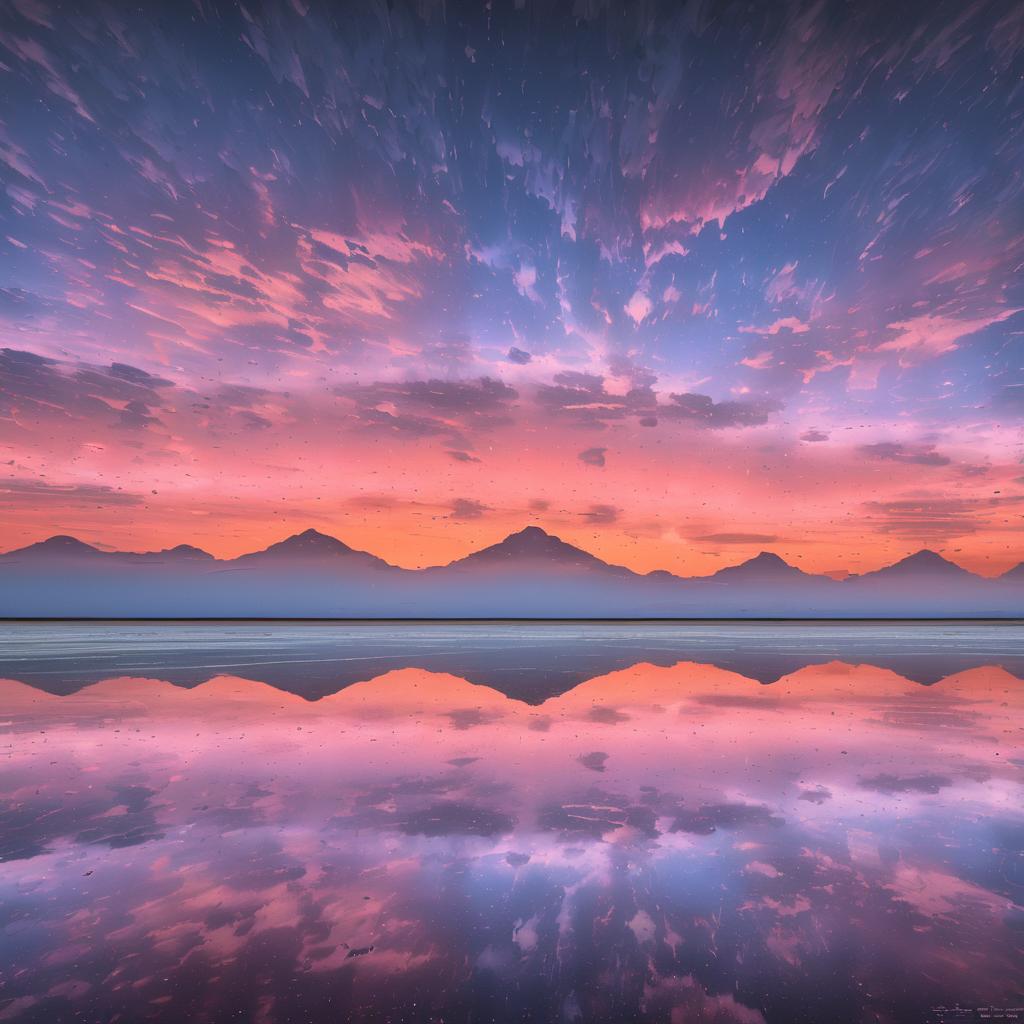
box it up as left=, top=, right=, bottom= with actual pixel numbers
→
left=858, top=773, right=954, bottom=795
left=576, top=750, right=609, bottom=772
left=798, top=786, right=832, bottom=804
left=401, top=802, right=515, bottom=838
left=0, top=779, right=164, bottom=861
left=642, top=975, right=767, bottom=1023
left=0, top=660, right=1022, bottom=1020
left=671, top=803, right=785, bottom=835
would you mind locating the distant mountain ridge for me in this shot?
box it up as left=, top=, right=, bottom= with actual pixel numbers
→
left=1, top=526, right=1020, bottom=618
left=1000, top=561, right=1024, bottom=582
left=8, top=536, right=214, bottom=562
left=708, top=550, right=820, bottom=583
left=0, top=526, right=1009, bottom=580
left=235, top=528, right=393, bottom=572
left=854, top=549, right=973, bottom=582
left=16, top=535, right=109, bottom=558
left=440, top=526, right=632, bottom=575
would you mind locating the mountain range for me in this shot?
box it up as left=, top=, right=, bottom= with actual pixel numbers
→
left=1, top=526, right=1021, bottom=618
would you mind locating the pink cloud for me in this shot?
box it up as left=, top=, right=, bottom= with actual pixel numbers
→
left=878, top=308, right=1021, bottom=361
left=624, top=291, right=652, bottom=324
left=739, top=316, right=810, bottom=336
left=306, top=227, right=441, bottom=265
left=642, top=238, right=689, bottom=268
left=639, top=6, right=845, bottom=236
left=513, top=263, right=539, bottom=303
left=4, top=36, right=95, bottom=123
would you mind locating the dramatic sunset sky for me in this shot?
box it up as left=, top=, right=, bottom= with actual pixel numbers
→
left=1, top=0, right=1022, bottom=575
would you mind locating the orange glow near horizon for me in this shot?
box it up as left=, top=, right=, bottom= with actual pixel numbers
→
left=1, top=0, right=1022, bottom=581
left=1, top=404, right=1021, bottom=577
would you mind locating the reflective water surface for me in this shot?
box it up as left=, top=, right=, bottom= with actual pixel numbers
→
left=1, top=623, right=1022, bottom=1023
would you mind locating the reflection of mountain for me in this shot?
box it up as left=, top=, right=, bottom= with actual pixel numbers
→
left=5, top=658, right=1017, bottom=1024
left=1, top=527, right=1021, bottom=617
left=2, top=623, right=1022, bottom=701
left=3, top=661, right=1021, bottom=738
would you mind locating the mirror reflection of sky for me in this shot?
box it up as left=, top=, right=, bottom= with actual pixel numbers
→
left=1, top=1, right=1023, bottom=575
left=2, top=642, right=1022, bottom=1022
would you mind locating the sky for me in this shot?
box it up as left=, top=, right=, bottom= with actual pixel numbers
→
left=0, top=0, right=1022, bottom=575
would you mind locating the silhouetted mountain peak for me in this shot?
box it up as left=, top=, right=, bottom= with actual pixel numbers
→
left=516, top=525, right=550, bottom=541
left=253, top=529, right=356, bottom=557
left=496, top=526, right=578, bottom=556
left=45, top=534, right=99, bottom=551
left=448, top=526, right=626, bottom=573
left=749, top=551, right=789, bottom=568
left=106, top=543, right=216, bottom=565
left=711, top=551, right=808, bottom=581
left=902, top=549, right=958, bottom=569
left=4, top=535, right=104, bottom=559
left=864, top=549, right=973, bottom=580
left=160, top=544, right=214, bottom=560
left=236, top=529, right=392, bottom=570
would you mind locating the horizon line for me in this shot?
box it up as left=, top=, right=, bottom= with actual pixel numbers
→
left=3, top=524, right=1020, bottom=580
left=3, top=616, right=1023, bottom=623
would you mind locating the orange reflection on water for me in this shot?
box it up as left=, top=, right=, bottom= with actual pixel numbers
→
left=1, top=660, right=1022, bottom=1023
